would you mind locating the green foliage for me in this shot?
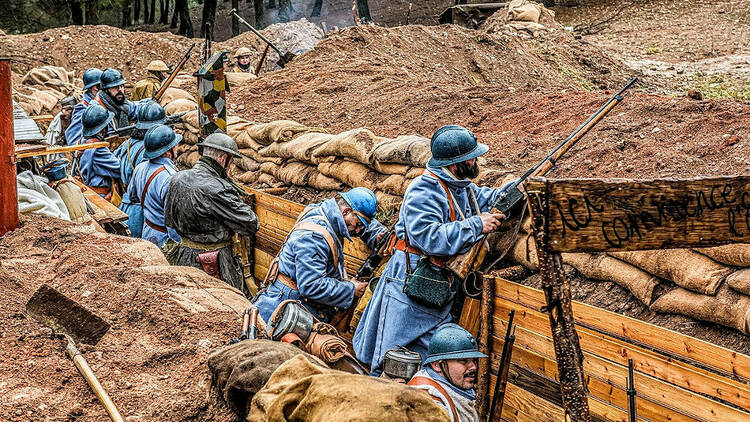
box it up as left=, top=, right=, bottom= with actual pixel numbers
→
left=645, top=46, right=660, bottom=55
left=691, top=72, right=750, bottom=101
left=558, top=64, right=594, bottom=92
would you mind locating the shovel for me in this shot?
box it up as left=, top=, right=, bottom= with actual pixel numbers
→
left=26, top=284, right=124, bottom=422
left=229, top=8, right=297, bottom=68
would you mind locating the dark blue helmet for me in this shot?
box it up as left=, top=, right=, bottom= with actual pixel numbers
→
left=100, top=68, right=126, bottom=90
left=82, top=68, right=102, bottom=90
left=143, top=125, right=182, bottom=159
left=428, top=125, right=488, bottom=167
left=136, top=101, right=167, bottom=130
left=82, top=104, right=114, bottom=137
left=423, top=323, right=487, bottom=365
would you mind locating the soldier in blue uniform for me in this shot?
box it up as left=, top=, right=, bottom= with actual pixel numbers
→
left=353, top=125, right=506, bottom=375
left=65, top=68, right=102, bottom=146
left=95, top=68, right=139, bottom=132
left=116, top=102, right=168, bottom=238
left=77, top=104, right=122, bottom=200
left=128, top=125, right=181, bottom=247
left=253, top=187, right=388, bottom=324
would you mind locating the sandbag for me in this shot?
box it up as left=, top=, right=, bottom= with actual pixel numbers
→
left=236, top=171, right=259, bottom=185
left=176, top=143, right=195, bottom=155
left=181, top=130, right=200, bottom=145
left=244, top=120, right=310, bottom=146
left=260, top=132, right=334, bottom=163
left=52, top=179, right=92, bottom=225
left=562, top=252, right=660, bottom=305
left=318, top=159, right=383, bottom=191
left=311, top=128, right=384, bottom=165
left=695, top=244, right=750, bottom=267
left=237, top=155, right=261, bottom=172
left=277, top=161, right=316, bottom=186
left=376, top=174, right=410, bottom=196
left=225, top=71, right=258, bottom=85
left=725, top=269, right=750, bottom=296
left=369, top=135, right=431, bottom=167
left=259, top=162, right=278, bottom=176
left=178, top=150, right=201, bottom=167
left=248, top=354, right=450, bottom=422
left=236, top=131, right=266, bottom=151
left=240, top=147, right=283, bottom=165
left=22, top=66, right=73, bottom=86
left=227, top=117, right=254, bottom=139
left=15, top=93, right=43, bottom=115
left=208, top=340, right=322, bottom=418
left=508, top=0, right=542, bottom=22
left=374, top=191, right=403, bottom=208
left=610, top=249, right=731, bottom=295
left=308, top=170, right=345, bottom=191
left=180, top=110, right=200, bottom=131
left=164, top=98, right=197, bottom=115
left=258, top=172, right=284, bottom=188
left=511, top=233, right=538, bottom=270
left=158, top=87, right=195, bottom=106
left=650, top=283, right=750, bottom=335
left=30, top=89, right=58, bottom=111
left=373, top=162, right=410, bottom=175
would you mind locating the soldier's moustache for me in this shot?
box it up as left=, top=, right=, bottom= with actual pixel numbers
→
left=113, top=92, right=126, bottom=105
left=455, top=160, right=479, bottom=180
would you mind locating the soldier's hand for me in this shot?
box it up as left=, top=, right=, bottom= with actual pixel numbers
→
left=479, top=212, right=505, bottom=234
left=353, top=280, right=369, bottom=298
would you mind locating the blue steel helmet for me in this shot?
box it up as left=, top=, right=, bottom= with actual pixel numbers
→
left=100, top=68, right=126, bottom=89
left=339, top=187, right=377, bottom=228
left=82, top=104, right=114, bottom=137
left=428, top=125, right=488, bottom=168
left=143, top=125, right=182, bottom=159
left=136, top=101, right=167, bottom=130
left=423, top=323, right=487, bottom=365
left=82, top=68, right=102, bottom=90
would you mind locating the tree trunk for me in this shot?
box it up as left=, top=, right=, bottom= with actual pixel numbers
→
left=160, top=0, right=169, bottom=24
left=200, top=0, right=217, bottom=38
left=71, top=0, right=84, bottom=25
left=278, top=0, right=292, bottom=22
left=268, top=0, right=276, bottom=9
left=231, top=0, right=239, bottom=36
left=455, top=0, right=467, bottom=4
left=254, top=0, right=265, bottom=28
left=356, top=0, right=371, bottom=22
left=134, top=0, right=141, bottom=23
left=176, top=0, right=194, bottom=37
left=85, top=0, right=99, bottom=24
left=143, top=0, right=150, bottom=24
left=122, top=0, right=132, bottom=27
left=171, top=0, right=178, bottom=27
left=149, top=0, right=156, bottom=23
left=311, top=0, right=323, bottom=17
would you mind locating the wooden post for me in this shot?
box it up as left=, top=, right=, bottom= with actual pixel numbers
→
left=475, top=272, right=492, bottom=420
left=0, top=58, right=18, bottom=236
left=527, top=189, right=591, bottom=422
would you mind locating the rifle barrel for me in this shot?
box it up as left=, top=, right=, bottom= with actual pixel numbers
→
left=488, top=310, right=515, bottom=422
left=229, top=9, right=285, bottom=58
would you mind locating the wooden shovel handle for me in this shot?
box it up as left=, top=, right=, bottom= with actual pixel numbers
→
left=66, top=340, right=125, bottom=422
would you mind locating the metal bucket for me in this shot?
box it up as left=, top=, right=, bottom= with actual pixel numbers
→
left=270, top=301, right=314, bottom=342
left=383, top=347, right=422, bottom=380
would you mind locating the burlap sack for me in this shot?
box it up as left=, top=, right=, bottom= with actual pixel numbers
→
left=180, top=110, right=200, bottom=131
left=237, top=155, right=261, bottom=172
left=208, top=340, right=323, bottom=418
left=369, top=135, right=431, bottom=167
left=725, top=269, right=750, bottom=296
left=258, top=172, right=284, bottom=188
left=311, top=128, right=384, bottom=165
left=181, top=130, right=200, bottom=145
left=236, top=131, right=266, bottom=151
left=164, top=98, right=197, bottom=115
left=241, top=147, right=283, bottom=165
left=225, top=71, right=258, bottom=85
left=405, top=167, right=425, bottom=179
left=28, top=88, right=57, bottom=111
left=53, top=179, right=92, bottom=225
left=376, top=174, right=409, bottom=196
left=511, top=233, right=538, bottom=270
left=650, top=283, right=750, bottom=335
left=22, top=66, right=73, bottom=86
left=695, top=244, right=750, bottom=267
left=259, top=162, right=278, bottom=176
left=308, top=170, right=345, bottom=191
left=15, top=93, right=43, bottom=115
left=227, top=117, right=254, bottom=139
left=277, top=161, right=316, bottom=186
left=562, top=253, right=659, bottom=305
left=318, top=159, right=383, bottom=191
left=260, top=132, right=333, bottom=162
left=610, top=249, right=731, bottom=295
left=508, top=0, right=542, bottom=22
left=372, top=162, right=410, bottom=175
left=245, top=120, right=310, bottom=145
left=158, top=87, right=195, bottom=106
left=375, top=191, right=403, bottom=208
left=248, top=354, right=450, bottom=422
left=236, top=171, right=259, bottom=185
left=176, top=143, right=196, bottom=155
left=178, top=150, right=201, bottom=167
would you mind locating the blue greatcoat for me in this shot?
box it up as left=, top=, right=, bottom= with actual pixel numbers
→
left=128, top=157, right=180, bottom=247
left=65, top=91, right=94, bottom=146
left=115, top=137, right=148, bottom=238
left=78, top=139, right=121, bottom=191
left=352, top=167, right=502, bottom=375
left=253, top=198, right=387, bottom=324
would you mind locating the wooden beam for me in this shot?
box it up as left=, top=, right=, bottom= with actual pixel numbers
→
left=72, top=178, right=128, bottom=223
left=15, top=141, right=110, bottom=158
left=525, top=176, right=750, bottom=252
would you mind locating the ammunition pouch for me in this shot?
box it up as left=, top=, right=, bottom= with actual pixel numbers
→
left=403, top=256, right=453, bottom=309
left=197, top=250, right=221, bottom=279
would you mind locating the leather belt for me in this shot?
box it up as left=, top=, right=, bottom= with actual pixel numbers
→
left=180, top=238, right=231, bottom=251
left=277, top=273, right=299, bottom=291
left=145, top=218, right=167, bottom=233
left=390, top=237, right=423, bottom=256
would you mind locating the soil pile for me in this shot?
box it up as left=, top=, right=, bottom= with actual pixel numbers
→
left=0, top=215, right=247, bottom=421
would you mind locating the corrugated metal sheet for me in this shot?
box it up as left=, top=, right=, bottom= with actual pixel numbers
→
left=13, top=102, right=44, bottom=143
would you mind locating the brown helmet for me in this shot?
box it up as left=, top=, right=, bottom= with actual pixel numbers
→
left=146, top=60, right=169, bottom=72
left=234, top=47, right=253, bottom=58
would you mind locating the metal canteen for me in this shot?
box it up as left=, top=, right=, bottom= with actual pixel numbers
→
left=271, top=301, right=314, bottom=342
left=383, top=347, right=422, bottom=380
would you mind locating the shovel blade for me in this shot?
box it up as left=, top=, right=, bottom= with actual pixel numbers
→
left=25, top=284, right=110, bottom=345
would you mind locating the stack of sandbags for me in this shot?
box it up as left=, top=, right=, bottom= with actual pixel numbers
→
left=21, top=66, right=77, bottom=95
left=14, top=66, right=79, bottom=116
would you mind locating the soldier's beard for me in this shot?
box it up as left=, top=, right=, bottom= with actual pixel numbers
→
left=113, top=92, right=126, bottom=105
left=455, top=160, right=479, bottom=180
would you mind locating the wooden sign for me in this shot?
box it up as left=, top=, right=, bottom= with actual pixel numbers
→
left=525, top=176, right=750, bottom=253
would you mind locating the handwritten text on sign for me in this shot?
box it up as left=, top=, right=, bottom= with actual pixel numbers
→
left=525, top=176, right=750, bottom=252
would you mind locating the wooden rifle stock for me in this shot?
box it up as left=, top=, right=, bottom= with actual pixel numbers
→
left=152, top=43, right=195, bottom=102
left=488, top=310, right=515, bottom=422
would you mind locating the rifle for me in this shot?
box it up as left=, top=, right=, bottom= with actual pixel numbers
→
left=229, top=8, right=296, bottom=68
left=627, top=358, right=637, bottom=422
left=202, top=23, right=212, bottom=66
left=446, top=77, right=638, bottom=280
left=487, top=310, right=515, bottom=422
left=152, top=43, right=196, bottom=103
left=103, top=111, right=188, bottom=141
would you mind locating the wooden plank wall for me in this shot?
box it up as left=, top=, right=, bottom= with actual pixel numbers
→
left=249, top=189, right=750, bottom=421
